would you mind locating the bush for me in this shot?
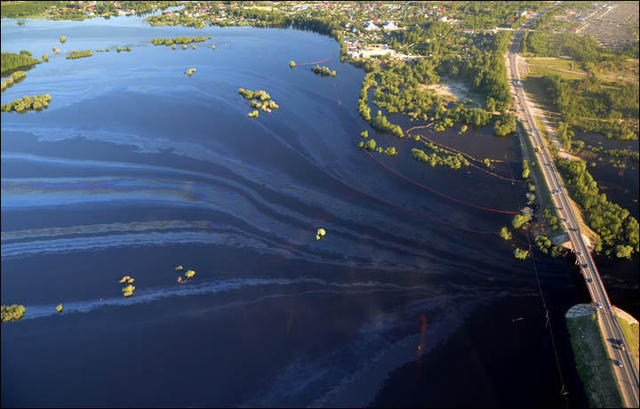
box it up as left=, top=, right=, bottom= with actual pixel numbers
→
left=500, top=227, right=512, bottom=240
left=514, top=248, right=529, bottom=260
left=522, top=160, right=530, bottom=179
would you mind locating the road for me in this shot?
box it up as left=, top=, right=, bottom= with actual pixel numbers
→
left=507, top=9, right=640, bottom=408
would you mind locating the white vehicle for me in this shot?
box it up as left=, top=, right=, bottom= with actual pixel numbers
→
left=596, top=302, right=603, bottom=309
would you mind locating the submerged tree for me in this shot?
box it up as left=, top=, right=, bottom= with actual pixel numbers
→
left=500, top=226, right=512, bottom=240
left=1, top=305, right=26, bottom=322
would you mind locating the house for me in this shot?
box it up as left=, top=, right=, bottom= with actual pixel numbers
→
left=382, top=21, right=398, bottom=30
left=363, top=21, right=379, bottom=31
left=463, top=29, right=474, bottom=34
left=439, top=16, right=448, bottom=22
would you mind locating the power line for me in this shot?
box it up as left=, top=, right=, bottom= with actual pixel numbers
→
left=527, top=231, right=570, bottom=408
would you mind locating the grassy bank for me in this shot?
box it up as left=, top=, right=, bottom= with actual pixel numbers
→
left=566, top=312, right=623, bottom=408
left=517, top=120, right=564, bottom=234
left=614, top=309, right=639, bottom=371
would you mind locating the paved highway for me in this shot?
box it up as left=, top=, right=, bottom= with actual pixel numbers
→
left=507, top=9, right=639, bottom=408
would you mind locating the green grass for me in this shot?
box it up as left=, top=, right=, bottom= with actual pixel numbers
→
left=525, top=57, right=586, bottom=81
left=527, top=57, right=577, bottom=71
left=615, top=315, right=639, bottom=370
left=566, top=313, right=623, bottom=408
left=595, top=60, right=639, bottom=84
left=528, top=64, right=586, bottom=81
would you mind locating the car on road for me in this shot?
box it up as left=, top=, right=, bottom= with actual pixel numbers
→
left=582, top=264, right=587, bottom=268
left=596, top=302, right=603, bottom=309
left=587, top=278, right=593, bottom=283
left=557, top=206, right=564, bottom=211
left=613, top=360, right=623, bottom=368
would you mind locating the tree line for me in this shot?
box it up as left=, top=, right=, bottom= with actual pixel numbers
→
left=151, top=36, right=208, bottom=46
left=556, top=158, right=639, bottom=258
left=66, top=50, right=93, bottom=60
left=1, top=52, right=41, bottom=77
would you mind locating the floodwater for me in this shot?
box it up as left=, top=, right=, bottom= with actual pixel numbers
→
left=573, top=131, right=639, bottom=219
left=0, top=13, right=633, bottom=408
left=572, top=131, right=640, bottom=323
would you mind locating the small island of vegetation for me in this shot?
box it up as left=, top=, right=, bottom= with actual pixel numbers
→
left=1, top=305, right=26, bottom=323
left=1, top=70, right=28, bottom=92
left=411, top=148, right=469, bottom=169
left=499, top=227, right=512, bottom=240
left=1, top=94, right=52, bottom=113
left=66, top=50, right=93, bottom=60
left=152, top=36, right=207, bottom=46
left=177, top=268, right=197, bottom=283
left=119, top=274, right=136, bottom=297
left=238, top=88, right=280, bottom=116
left=311, top=64, right=336, bottom=77
left=514, top=247, right=529, bottom=260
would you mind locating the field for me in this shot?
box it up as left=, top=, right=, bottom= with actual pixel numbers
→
left=525, top=57, right=639, bottom=84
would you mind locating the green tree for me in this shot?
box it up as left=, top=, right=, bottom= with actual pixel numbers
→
left=512, top=214, right=532, bottom=229
left=500, top=226, right=512, bottom=240
left=615, top=244, right=633, bottom=259
left=522, top=160, right=530, bottom=179
left=514, top=248, right=529, bottom=260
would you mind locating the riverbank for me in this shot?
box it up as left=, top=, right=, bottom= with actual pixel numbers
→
left=565, top=304, right=623, bottom=408
left=612, top=306, right=639, bottom=371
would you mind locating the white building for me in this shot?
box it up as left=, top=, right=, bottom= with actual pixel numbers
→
left=363, top=20, right=379, bottom=31
left=382, top=20, right=398, bottom=30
